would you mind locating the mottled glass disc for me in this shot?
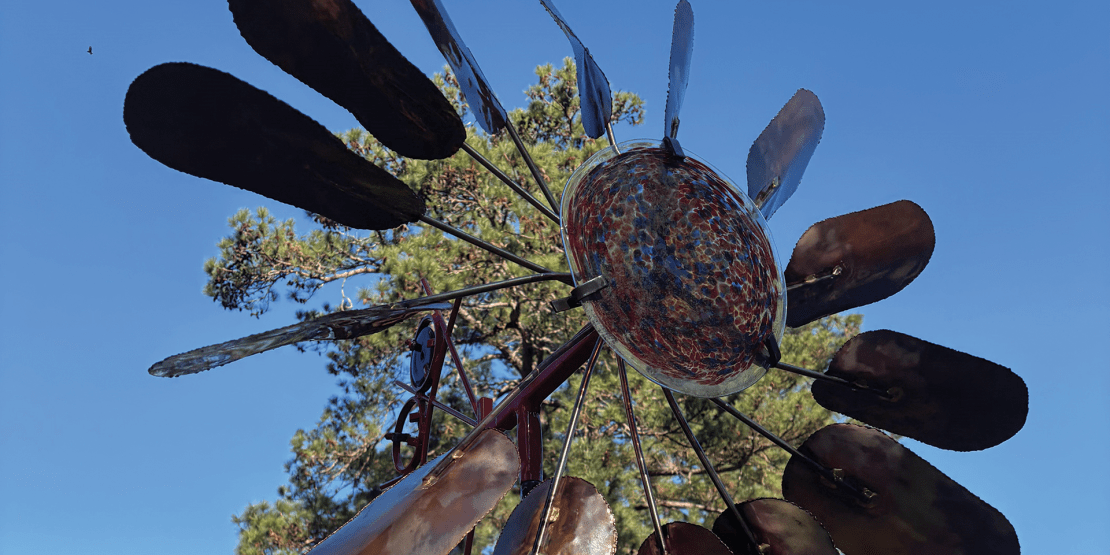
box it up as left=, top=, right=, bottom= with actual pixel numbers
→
left=561, top=140, right=785, bottom=397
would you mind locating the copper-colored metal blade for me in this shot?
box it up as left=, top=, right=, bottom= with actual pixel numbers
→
left=782, top=424, right=1020, bottom=555
left=636, top=522, right=732, bottom=555
left=539, top=0, right=613, bottom=139
left=814, top=330, right=1028, bottom=451
left=663, top=0, right=693, bottom=143
left=307, top=428, right=519, bottom=555
left=492, top=476, right=616, bottom=555
left=784, top=200, right=934, bottom=327
left=123, top=63, right=425, bottom=230
left=712, top=498, right=837, bottom=555
left=148, top=302, right=451, bottom=378
left=227, top=0, right=465, bottom=160
left=746, top=89, right=824, bottom=220
left=409, top=0, right=509, bottom=136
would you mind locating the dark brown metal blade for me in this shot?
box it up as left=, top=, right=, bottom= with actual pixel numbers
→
left=813, top=330, right=1028, bottom=451
left=492, top=476, right=617, bottom=555
left=123, top=62, right=426, bottom=230
left=782, top=424, right=1020, bottom=555
left=227, top=0, right=465, bottom=160
left=636, top=522, right=733, bottom=555
left=148, top=301, right=452, bottom=378
left=784, top=200, right=934, bottom=327
left=712, top=499, right=837, bottom=555
left=306, top=428, right=519, bottom=555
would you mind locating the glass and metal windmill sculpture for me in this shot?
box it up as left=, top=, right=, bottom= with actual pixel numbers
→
left=124, top=0, right=1028, bottom=554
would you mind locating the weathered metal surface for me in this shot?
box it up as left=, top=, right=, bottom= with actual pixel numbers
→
left=539, top=0, right=613, bottom=139
left=746, top=89, right=824, bottom=219
left=636, top=522, right=733, bottom=555
left=227, top=0, right=464, bottom=160
left=561, top=141, right=785, bottom=397
left=814, top=330, right=1028, bottom=451
left=308, top=429, right=519, bottom=555
left=712, top=499, right=837, bottom=555
left=782, top=424, right=1020, bottom=555
left=493, top=477, right=616, bottom=555
left=409, top=0, right=509, bottom=135
left=123, top=63, right=426, bottom=231
left=784, top=200, right=934, bottom=327
left=663, top=1, right=694, bottom=142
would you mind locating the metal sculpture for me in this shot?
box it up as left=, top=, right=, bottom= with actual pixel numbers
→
left=124, top=1, right=1028, bottom=554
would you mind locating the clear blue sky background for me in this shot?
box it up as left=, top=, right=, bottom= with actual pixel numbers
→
left=1, top=0, right=1107, bottom=553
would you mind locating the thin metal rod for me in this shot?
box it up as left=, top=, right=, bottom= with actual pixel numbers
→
left=774, top=361, right=892, bottom=400
left=618, top=359, right=668, bottom=555
left=605, top=121, right=621, bottom=154
left=504, top=123, right=561, bottom=217
left=784, top=265, right=841, bottom=292
left=461, top=142, right=560, bottom=225
left=399, top=273, right=573, bottom=310
left=418, top=215, right=553, bottom=274
left=392, top=380, right=478, bottom=426
left=708, top=398, right=874, bottom=502
left=530, top=339, right=604, bottom=555
left=428, top=293, right=478, bottom=416
left=663, top=389, right=760, bottom=554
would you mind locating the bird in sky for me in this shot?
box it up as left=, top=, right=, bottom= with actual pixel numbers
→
left=87, top=47, right=92, bottom=55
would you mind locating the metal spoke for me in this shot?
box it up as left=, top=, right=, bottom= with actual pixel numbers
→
left=618, top=359, right=668, bottom=555
left=461, top=142, right=560, bottom=225
left=417, top=215, right=554, bottom=274
left=504, top=124, right=562, bottom=218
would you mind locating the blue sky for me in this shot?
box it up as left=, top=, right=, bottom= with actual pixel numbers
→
left=1, top=0, right=1107, bottom=553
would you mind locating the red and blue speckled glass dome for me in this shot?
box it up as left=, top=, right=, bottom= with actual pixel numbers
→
left=561, top=140, right=785, bottom=397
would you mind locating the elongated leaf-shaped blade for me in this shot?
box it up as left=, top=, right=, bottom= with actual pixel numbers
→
left=308, top=429, right=518, bottom=555
left=785, top=200, right=934, bottom=327
left=227, top=0, right=464, bottom=160
left=663, top=0, right=694, bottom=142
left=782, top=424, right=1020, bottom=555
left=712, top=499, right=837, bottom=555
left=638, top=522, right=732, bottom=555
left=814, top=330, right=1028, bottom=451
left=492, top=477, right=616, bottom=555
left=124, top=63, right=425, bottom=230
left=410, top=0, right=508, bottom=135
left=539, top=0, right=613, bottom=139
left=149, top=302, right=451, bottom=378
left=746, top=89, right=824, bottom=219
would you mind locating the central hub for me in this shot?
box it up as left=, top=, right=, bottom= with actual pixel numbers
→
left=561, top=140, right=785, bottom=397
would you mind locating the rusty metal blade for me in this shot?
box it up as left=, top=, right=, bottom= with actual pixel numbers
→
left=228, top=0, right=465, bottom=160
left=307, top=428, right=519, bottom=555
left=637, top=522, right=732, bottom=555
left=410, top=0, right=509, bottom=135
left=123, top=63, right=425, bottom=230
left=148, top=302, right=451, bottom=378
left=746, top=89, right=824, bottom=220
left=712, top=498, right=837, bottom=555
left=784, top=200, right=934, bottom=327
left=492, top=476, right=616, bottom=555
left=814, top=330, right=1028, bottom=451
left=539, top=0, right=613, bottom=139
left=782, top=424, right=1020, bottom=555
left=663, top=0, right=693, bottom=142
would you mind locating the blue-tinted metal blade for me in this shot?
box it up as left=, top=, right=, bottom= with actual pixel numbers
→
left=746, top=89, right=825, bottom=219
left=663, top=0, right=694, bottom=141
left=539, top=0, right=613, bottom=139
left=410, top=0, right=509, bottom=135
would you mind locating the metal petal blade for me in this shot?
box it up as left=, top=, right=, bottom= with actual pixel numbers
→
left=712, top=499, right=837, bottom=555
left=227, top=0, right=465, bottom=160
left=785, top=200, right=934, bottom=327
left=492, top=476, right=617, bottom=555
left=409, top=0, right=509, bottom=135
left=814, top=330, right=1028, bottom=451
left=663, top=0, right=694, bottom=142
left=538, top=0, right=613, bottom=139
left=746, top=89, right=825, bottom=219
left=123, top=63, right=425, bottom=230
left=149, top=302, right=451, bottom=378
left=782, top=424, right=1020, bottom=555
left=307, top=429, right=519, bottom=555
left=637, top=522, right=732, bottom=555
